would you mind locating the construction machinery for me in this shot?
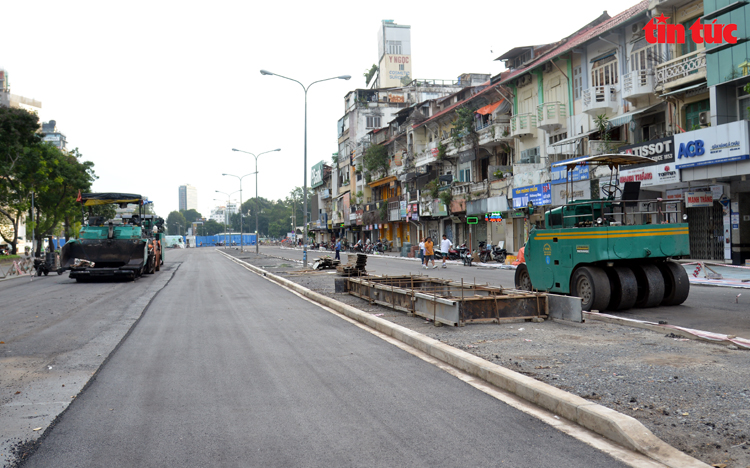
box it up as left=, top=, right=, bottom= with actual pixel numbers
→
left=515, top=154, right=690, bottom=311
left=60, top=193, right=164, bottom=282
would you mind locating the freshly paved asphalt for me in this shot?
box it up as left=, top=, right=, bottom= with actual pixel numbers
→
left=266, top=246, right=750, bottom=338
left=20, top=248, right=627, bottom=468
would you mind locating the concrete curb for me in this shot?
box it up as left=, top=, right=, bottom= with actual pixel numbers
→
left=221, top=251, right=710, bottom=468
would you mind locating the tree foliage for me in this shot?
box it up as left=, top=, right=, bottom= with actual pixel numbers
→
left=450, top=106, right=478, bottom=151
left=180, top=209, right=202, bottom=224
left=166, top=211, right=187, bottom=235
left=0, top=107, right=97, bottom=254
left=363, top=64, right=378, bottom=84
left=203, top=219, right=223, bottom=236
left=363, top=144, right=390, bottom=176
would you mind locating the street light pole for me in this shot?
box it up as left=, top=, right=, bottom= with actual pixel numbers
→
left=222, top=173, right=256, bottom=252
left=260, top=69, right=350, bottom=268
left=231, top=148, right=280, bottom=254
left=215, top=191, right=240, bottom=250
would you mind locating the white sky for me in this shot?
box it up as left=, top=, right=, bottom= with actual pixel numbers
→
left=4, top=0, right=639, bottom=218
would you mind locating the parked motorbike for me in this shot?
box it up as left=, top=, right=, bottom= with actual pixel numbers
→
left=492, top=242, right=507, bottom=263
left=478, top=241, right=493, bottom=263
left=434, top=246, right=460, bottom=260
left=458, top=242, right=472, bottom=266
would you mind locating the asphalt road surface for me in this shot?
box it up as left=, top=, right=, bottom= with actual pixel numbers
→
left=263, top=245, right=750, bottom=338
left=17, top=248, right=628, bottom=468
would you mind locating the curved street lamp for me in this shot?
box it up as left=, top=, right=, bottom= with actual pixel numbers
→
left=231, top=148, right=281, bottom=253
left=260, top=69, right=350, bottom=268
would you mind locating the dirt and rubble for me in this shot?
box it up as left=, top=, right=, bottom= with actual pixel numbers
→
left=236, top=251, right=750, bottom=468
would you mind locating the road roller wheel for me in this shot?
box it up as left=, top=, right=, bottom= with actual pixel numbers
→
left=571, top=266, right=611, bottom=312
left=658, top=262, right=690, bottom=306
left=514, top=263, right=533, bottom=291
left=632, top=264, right=665, bottom=308
left=606, top=266, right=638, bottom=311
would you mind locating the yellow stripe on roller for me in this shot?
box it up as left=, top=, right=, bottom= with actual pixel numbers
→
left=534, top=230, right=689, bottom=241
left=534, top=228, right=688, bottom=239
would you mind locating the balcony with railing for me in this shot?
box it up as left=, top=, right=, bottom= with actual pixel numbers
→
left=510, top=113, right=537, bottom=137
left=655, top=50, right=706, bottom=90
left=476, top=121, right=512, bottom=147
left=536, top=102, right=566, bottom=131
left=582, top=85, right=618, bottom=114
left=622, top=69, right=655, bottom=100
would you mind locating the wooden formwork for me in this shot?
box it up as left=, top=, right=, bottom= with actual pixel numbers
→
left=346, top=275, right=548, bottom=327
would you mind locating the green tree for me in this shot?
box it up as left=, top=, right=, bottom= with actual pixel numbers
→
left=0, top=107, right=43, bottom=254
left=450, top=106, right=478, bottom=151
left=203, top=219, right=223, bottom=236
left=363, top=64, right=378, bottom=84
left=30, top=146, right=97, bottom=253
left=180, top=209, right=202, bottom=224
left=166, top=211, right=187, bottom=235
left=363, top=144, right=390, bottom=176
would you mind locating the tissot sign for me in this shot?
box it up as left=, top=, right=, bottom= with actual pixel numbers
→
left=674, top=120, right=750, bottom=169
left=618, top=137, right=679, bottom=187
left=644, top=14, right=738, bottom=45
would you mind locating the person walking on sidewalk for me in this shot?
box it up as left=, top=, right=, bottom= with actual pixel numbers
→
left=440, top=234, right=453, bottom=268
left=334, top=239, right=341, bottom=261
left=424, top=237, right=436, bottom=269
left=419, top=238, right=425, bottom=266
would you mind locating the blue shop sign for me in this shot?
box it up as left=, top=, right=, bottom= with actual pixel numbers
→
left=512, top=183, right=551, bottom=209
left=550, top=157, right=590, bottom=185
left=674, top=121, right=750, bottom=169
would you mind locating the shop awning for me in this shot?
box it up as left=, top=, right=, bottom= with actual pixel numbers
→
left=475, top=99, right=504, bottom=115
left=369, top=175, right=397, bottom=188
left=608, top=103, right=661, bottom=128
left=550, top=129, right=598, bottom=147
left=660, top=82, right=706, bottom=97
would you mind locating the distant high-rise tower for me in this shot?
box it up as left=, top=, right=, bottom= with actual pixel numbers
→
left=178, top=184, right=198, bottom=211
left=376, top=20, right=412, bottom=88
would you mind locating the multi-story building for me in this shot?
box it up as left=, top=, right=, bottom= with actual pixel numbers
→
left=41, top=120, right=67, bottom=152
left=309, top=160, right=333, bottom=244
left=372, top=20, right=412, bottom=89
left=0, top=68, right=42, bottom=115
left=319, top=1, right=749, bottom=262
left=210, top=203, right=237, bottom=226
left=178, top=184, right=198, bottom=211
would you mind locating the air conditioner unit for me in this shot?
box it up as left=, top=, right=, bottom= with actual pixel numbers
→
left=516, top=75, right=532, bottom=87
left=543, top=62, right=553, bottom=73
left=631, top=22, right=644, bottom=35
left=699, top=111, right=710, bottom=126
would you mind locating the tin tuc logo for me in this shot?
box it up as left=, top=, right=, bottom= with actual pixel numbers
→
left=643, top=14, right=738, bottom=45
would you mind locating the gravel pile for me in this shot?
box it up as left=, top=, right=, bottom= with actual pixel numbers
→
left=238, top=252, right=750, bottom=468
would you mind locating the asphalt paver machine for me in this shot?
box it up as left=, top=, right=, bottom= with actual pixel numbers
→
left=514, top=154, right=690, bottom=311
left=60, top=193, right=165, bottom=282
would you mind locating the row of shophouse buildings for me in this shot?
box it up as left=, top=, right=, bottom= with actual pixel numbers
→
left=308, top=0, right=750, bottom=265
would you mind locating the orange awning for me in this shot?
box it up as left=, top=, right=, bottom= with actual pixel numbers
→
left=369, top=175, right=397, bottom=188
left=475, top=99, right=504, bottom=115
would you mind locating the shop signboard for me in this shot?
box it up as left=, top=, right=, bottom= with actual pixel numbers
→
left=552, top=180, right=591, bottom=205
left=684, top=191, right=713, bottom=208
left=619, top=163, right=679, bottom=187
left=618, top=137, right=675, bottom=165
left=512, top=183, right=551, bottom=209
left=399, top=201, right=407, bottom=218
left=311, top=161, right=325, bottom=188
left=674, top=120, right=750, bottom=169
left=485, top=212, right=503, bottom=222
left=550, top=157, right=590, bottom=185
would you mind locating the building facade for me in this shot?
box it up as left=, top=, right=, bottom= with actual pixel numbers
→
left=178, top=184, right=198, bottom=212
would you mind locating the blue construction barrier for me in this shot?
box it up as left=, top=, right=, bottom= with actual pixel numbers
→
left=195, top=234, right=256, bottom=247
left=52, top=238, right=68, bottom=249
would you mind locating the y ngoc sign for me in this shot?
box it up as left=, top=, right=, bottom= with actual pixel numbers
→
left=644, top=14, right=738, bottom=45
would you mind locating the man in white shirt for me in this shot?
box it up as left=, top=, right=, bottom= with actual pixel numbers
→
left=419, top=239, right=425, bottom=267
left=440, top=234, right=453, bottom=268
